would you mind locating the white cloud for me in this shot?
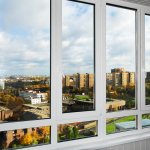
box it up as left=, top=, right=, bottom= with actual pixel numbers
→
left=62, top=1, right=138, bottom=75
left=0, top=0, right=50, bottom=30
left=145, top=15, right=150, bottom=71
left=106, top=5, right=136, bottom=73
left=0, top=0, right=50, bottom=76
left=62, top=0, right=94, bottom=74
left=0, top=30, right=50, bottom=75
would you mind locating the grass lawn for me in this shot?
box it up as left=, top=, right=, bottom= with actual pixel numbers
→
left=142, top=114, right=150, bottom=119
left=75, top=95, right=90, bottom=100
left=106, top=116, right=135, bottom=134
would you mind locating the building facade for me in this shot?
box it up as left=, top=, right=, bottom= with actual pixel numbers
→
left=63, top=73, right=94, bottom=89
left=107, top=68, right=135, bottom=87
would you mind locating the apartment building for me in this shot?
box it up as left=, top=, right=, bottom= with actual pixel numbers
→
left=107, top=68, right=135, bottom=87
left=64, top=73, right=94, bottom=89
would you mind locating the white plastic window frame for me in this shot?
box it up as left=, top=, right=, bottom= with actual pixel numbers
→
left=1, top=0, right=150, bottom=150
left=141, top=6, right=150, bottom=112
left=53, top=0, right=102, bottom=145
left=105, top=0, right=142, bottom=138
left=0, top=0, right=101, bottom=150
left=140, top=6, right=150, bottom=132
left=0, top=0, right=53, bottom=150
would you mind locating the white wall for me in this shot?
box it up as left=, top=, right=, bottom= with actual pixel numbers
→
left=98, top=139, right=150, bottom=150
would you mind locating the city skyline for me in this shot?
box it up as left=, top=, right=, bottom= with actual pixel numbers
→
left=62, top=67, right=135, bottom=76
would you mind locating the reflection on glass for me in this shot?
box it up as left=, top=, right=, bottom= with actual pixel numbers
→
left=106, top=5, right=136, bottom=112
left=62, top=0, right=95, bottom=113
left=58, top=121, right=97, bottom=142
left=145, top=15, right=150, bottom=105
left=142, top=114, right=150, bottom=128
left=0, top=126, right=51, bottom=149
left=106, top=116, right=136, bottom=134
left=0, top=0, right=51, bottom=123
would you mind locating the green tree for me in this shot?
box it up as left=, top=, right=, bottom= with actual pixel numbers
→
left=73, top=126, right=79, bottom=139
left=66, top=126, right=74, bottom=140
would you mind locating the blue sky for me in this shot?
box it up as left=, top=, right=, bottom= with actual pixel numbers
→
left=0, top=0, right=50, bottom=76
left=62, top=1, right=136, bottom=75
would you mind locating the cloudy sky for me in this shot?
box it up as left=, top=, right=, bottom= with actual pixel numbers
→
left=0, top=0, right=50, bottom=76
left=62, top=0, right=94, bottom=75
left=145, top=15, right=150, bottom=72
left=106, top=5, right=136, bottom=73
left=62, top=1, right=137, bottom=75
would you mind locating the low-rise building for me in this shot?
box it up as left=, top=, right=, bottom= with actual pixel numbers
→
left=0, top=106, right=13, bottom=121
left=19, top=90, right=48, bottom=105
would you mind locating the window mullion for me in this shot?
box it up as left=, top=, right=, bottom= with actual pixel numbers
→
left=51, top=0, right=62, bottom=146
left=99, top=0, right=107, bottom=137
left=136, top=8, right=142, bottom=130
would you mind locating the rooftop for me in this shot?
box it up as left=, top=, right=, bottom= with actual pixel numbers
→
left=115, top=119, right=150, bottom=130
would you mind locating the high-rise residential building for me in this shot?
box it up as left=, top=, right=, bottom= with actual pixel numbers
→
left=65, top=75, right=71, bottom=87
left=110, top=68, right=135, bottom=87
left=88, top=74, right=94, bottom=88
left=106, top=73, right=113, bottom=81
left=76, top=73, right=94, bottom=89
left=111, top=68, right=125, bottom=73
left=111, top=68, right=124, bottom=86
left=129, top=72, right=135, bottom=86
left=112, top=72, right=121, bottom=86
left=63, top=73, right=94, bottom=89
left=69, top=77, right=74, bottom=87
left=121, top=72, right=129, bottom=87
left=77, top=73, right=86, bottom=89
left=73, top=74, right=78, bottom=88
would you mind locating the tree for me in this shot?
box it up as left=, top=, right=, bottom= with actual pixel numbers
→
left=20, top=133, right=33, bottom=146
left=73, top=126, right=79, bottom=139
left=66, top=126, right=74, bottom=140
left=37, top=127, right=50, bottom=143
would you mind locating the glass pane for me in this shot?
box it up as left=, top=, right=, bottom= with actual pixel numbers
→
left=58, top=121, right=97, bottom=142
left=106, top=116, right=137, bottom=134
left=62, top=0, right=95, bottom=113
left=106, top=5, right=136, bottom=112
left=145, top=15, right=150, bottom=105
left=0, top=0, right=51, bottom=122
left=0, top=126, right=51, bottom=149
left=142, top=114, right=150, bottom=128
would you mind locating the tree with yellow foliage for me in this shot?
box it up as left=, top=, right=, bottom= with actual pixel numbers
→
left=20, top=133, right=33, bottom=146
left=37, top=127, right=50, bottom=143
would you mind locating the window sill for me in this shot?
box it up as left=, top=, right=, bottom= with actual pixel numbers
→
left=57, top=131, right=150, bottom=150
